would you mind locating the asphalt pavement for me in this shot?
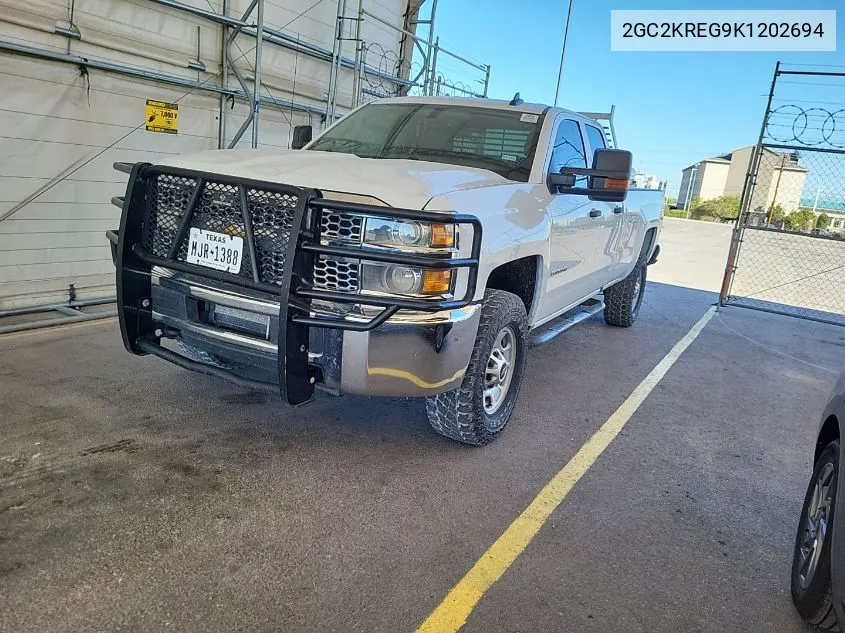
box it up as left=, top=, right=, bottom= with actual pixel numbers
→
left=1, top=219, right=842, bottom=632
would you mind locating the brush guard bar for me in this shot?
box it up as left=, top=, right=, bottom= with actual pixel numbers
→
left=111, top=162, right=482, bottom=406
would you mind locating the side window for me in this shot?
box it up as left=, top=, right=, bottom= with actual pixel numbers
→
left=585, top=125, right=607, bottom=153
left=549, top=119, right=586, bottom=175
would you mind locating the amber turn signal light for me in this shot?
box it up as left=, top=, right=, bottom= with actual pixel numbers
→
left=603, top=178, right=631, bottom=190
left=422, top=269, right=452, bottom=294
left=430, top=223, right=455, bottom=248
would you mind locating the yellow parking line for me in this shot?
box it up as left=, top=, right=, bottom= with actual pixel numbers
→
left=414, top=305, right=717, bottom=633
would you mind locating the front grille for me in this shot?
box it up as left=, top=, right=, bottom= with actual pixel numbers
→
left=141, top=174, right=299, bottom=286
left=320, top=211, right=363, bottom=243
left=313, top=210, right=363, bottom=293
left=313, top=258, right=359, bottom=292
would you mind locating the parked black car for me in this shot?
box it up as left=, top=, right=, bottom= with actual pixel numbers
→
left=792, top=372, right=845, bottom=630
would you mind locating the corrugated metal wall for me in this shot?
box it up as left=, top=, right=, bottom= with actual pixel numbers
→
left=0, top=0, right=411, bottom=309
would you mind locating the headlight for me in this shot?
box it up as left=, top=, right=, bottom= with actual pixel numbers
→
left=361, top=263, right=452, bottom=296
left=364, top=218, right=455, bottom=249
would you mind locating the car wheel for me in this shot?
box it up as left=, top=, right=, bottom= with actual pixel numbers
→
left=792, top=439, right=840, bottom=631
left=603, top=263, right=646, bottom=328
left=425, top=289, right=528, bottom=446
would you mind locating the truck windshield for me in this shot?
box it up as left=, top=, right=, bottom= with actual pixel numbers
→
left=307, top=103, right=543, bottom=182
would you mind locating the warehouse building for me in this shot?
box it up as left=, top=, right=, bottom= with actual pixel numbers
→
left=0, top=0, right=489, bottom=309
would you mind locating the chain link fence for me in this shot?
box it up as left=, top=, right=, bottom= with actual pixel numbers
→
left=721, top=64, right=845, bottom=326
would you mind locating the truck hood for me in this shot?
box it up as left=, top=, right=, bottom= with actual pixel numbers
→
left=157, top=149, right=510, bottom=209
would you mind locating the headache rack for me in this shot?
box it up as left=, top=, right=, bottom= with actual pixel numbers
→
left=110, top=162, right=482, bottom=406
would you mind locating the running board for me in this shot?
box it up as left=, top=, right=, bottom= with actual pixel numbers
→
left=529, top=299, right=605, bottom=345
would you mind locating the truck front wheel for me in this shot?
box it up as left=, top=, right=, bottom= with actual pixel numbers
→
left=425, top=289, right=528, bottom=445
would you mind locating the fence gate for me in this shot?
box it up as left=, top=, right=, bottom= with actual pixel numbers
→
left=720, top=63, right=845, bottom=326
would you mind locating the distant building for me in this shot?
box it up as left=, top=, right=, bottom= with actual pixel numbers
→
left=678, top=146, right=808, bottom=212
left=730, top=147, right=808, bottom=213
left=632, top=171, right=662, bottom=190
left=677, top=158, right=731, bottom=207
left=798, top=199, right=845, bottom=232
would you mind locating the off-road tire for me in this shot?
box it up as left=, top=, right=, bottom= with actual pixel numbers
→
left=791, top=440, right=840, bottom=631
left=604, top=263, right=646, bottom=328
left=425, top=289, right=528, bottom=446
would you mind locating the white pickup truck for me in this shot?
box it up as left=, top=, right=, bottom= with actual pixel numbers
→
left=108, top=96, right=663, bottom=445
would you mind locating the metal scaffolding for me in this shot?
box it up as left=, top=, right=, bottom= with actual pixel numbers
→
left=0, top=0, right=492, bottom=149
left=0, top=0, right=494, bottom=318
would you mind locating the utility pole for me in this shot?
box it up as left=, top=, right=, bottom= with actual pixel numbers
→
left=684, top=164, right=697, bottom=218
left=767, top=153, right=787, bottom=224
left=813, top=187, right=822, bottom=212
left=553, top=0, right=573, bottom=106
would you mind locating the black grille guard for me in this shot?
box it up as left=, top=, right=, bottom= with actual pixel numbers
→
left=111, top=162, right=482, bottom=405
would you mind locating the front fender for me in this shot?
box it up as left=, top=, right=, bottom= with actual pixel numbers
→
left=424, top=184, right=551, bottom=305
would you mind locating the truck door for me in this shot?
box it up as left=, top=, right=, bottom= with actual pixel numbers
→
left=582, top=123, right=624, bottom=284
left=536, top=117, right=603, bottom=323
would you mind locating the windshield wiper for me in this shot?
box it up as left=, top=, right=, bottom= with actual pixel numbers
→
left=311, top=138, right=382, bottom=157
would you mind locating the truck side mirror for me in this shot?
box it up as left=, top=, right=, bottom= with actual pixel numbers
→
left=548, top=148, right=633, bottom=202
left=291, top=125, right=313, bottom=150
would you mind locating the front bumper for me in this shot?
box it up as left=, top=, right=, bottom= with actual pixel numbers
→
left=339, top=304, right=480, bottom=397
left=149, top=270, right=480, bottom=397
left=110, top=162, right=482, bottom=404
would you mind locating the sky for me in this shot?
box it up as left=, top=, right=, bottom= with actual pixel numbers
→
left=430, top=0, right=845, bottom=198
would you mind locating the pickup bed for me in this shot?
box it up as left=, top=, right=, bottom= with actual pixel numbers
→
left=108, top=96, right=663, bottom=445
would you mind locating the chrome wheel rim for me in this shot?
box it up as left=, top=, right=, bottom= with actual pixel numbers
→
left=633, top=271, right=643, bottom=304
left=798, top=461, right=835, bottom=589
left=483, top=326, right=516, bottom=415
left=630, top=267, right=645, bottom=318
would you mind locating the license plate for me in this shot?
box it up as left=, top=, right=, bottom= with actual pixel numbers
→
left=186, top=228, right=243, bottom=274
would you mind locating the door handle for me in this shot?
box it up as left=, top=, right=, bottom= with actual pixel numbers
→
left=589, top=209, right=602, bottom=218
left=613, top=206, right=624, bottom=214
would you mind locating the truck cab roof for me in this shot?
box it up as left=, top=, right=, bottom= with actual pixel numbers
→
left=369, top=95, right=592, bottom=124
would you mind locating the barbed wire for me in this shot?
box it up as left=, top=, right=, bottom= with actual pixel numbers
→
left=765, top=104, right=845, bottom=148
left=358, top=41, right=485, bottom=101
left=360, top=42, right=423, bottom=97
left=431, top=74, right=480, bottom=98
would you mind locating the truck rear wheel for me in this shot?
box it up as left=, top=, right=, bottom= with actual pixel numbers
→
left=603, top=263, right=646, bottom=328
left=425, top=289, right=528, bottom=445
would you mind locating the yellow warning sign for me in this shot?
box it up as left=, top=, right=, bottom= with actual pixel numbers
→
left=145, top=99, right=178, bottom=134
